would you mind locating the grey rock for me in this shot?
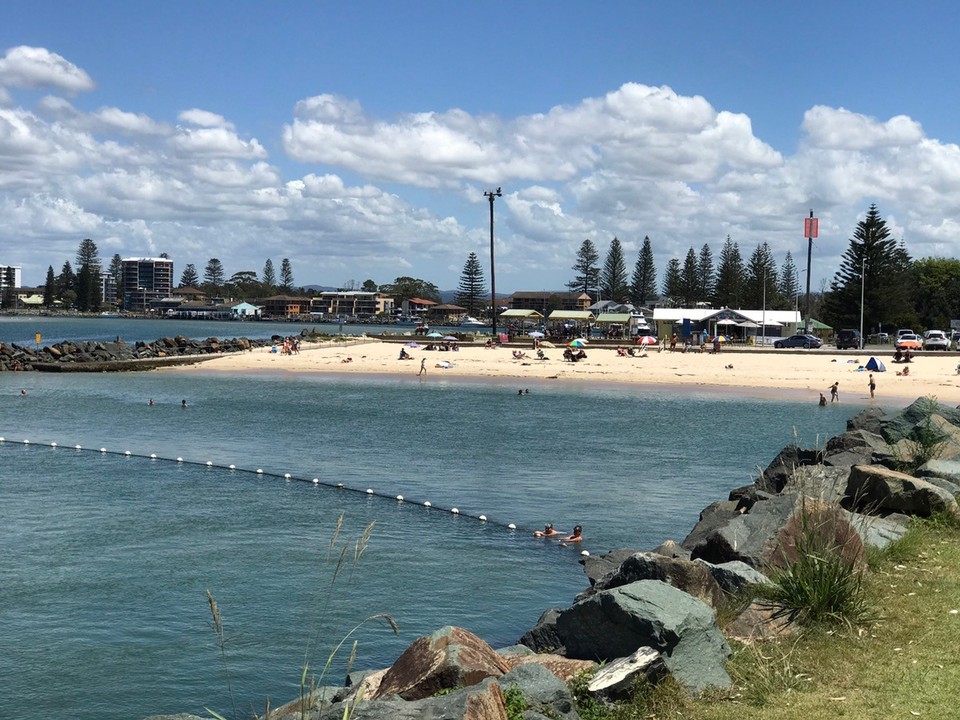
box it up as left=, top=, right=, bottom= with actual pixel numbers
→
left=880, top=398, right=960, bottom=443
left=845, top=464, right=960, bottom=518
left=586, top=646, right=666, bottom=701
left=519, top=608, right=564, bottom=654
left=914, top=460, right=960, bottom=494
left=496, top=644, right=535, bottom=658
left=591, top=552, right=724, bottom=607
left=845, top=511, right=911, bottom=550
left=785, top=465, right=851, bottom=504
left=320, top=680, right=507, bottom=720
left=650, top=539, right=692, bottom=560
left=756, top=445, right=823, bottom=493
left=580, top=547, right=640, bottom=587
left=695, top=559, right=771, bottom=593
left=499, top=662, right=581, bottom=720
left=847, top=407, right=886, bottom=434
left=556, top=580, right=731, bottom=693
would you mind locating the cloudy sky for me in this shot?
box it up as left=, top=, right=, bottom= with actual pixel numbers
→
left=2, top=2, right=959, bottom=294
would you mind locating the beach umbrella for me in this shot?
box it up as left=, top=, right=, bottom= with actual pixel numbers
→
left=426, top=331, right=443, bottom=338
left=636, top=336, right=657, bottom=346
left=442, top=335, right=459, bottom=341
left=715, top=335, right=728, bottom=343
left=405, top=342, right=421, bottom=348
left=568, top=338, right=588, bottom=348
left=528, top=331, right=545, bottom=338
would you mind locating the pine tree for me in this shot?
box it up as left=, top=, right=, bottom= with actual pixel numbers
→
left=779, top=251, right=799, bottom=311
left=714, top=236, right=745, bottom=308
left=57, top=261, right=76, bottom=303
left=680, top=248, right=699, bottom=305
left=697, top=244, right=715, bottom=304
left=74, top=238, right=101, bottom=311
left=568, top=239, right=600, bottom=296
left=743, top=243, right=779, bottom=310
left=262, top=259, right=276, bottom=293
left=108, top=253, right=123, bottom=300
left=822, top=204, right=913, bottom=330
left=600, top=237, right=630, bottom=302
left=630, top=236, right=657, bottom=306
left=454, top=252, right=486, bottom=316
left=179, top=263, right=200, bottom=288
left=203, top=258, right=225, bottom=290
left=663, top=258, right=683, bottom=302
left=43, top=266, right=56, bottom=307
left=279, top=258, right=294, bottom=292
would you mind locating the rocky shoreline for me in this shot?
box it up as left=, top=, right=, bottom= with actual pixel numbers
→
left=0, top=335, right=279, bottom=372
left=145, top=397, right=960, bottom=719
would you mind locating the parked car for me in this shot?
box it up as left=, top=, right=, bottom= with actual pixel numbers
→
left=835, top=328, right=862, bottom=350
left=897, top=328, right=915, bottom=339
left=895, top=333, right=922, bottom=351
left=951, top=331, right=960, bottom=349
left=923, top=330, right=949, bottom=351
left=774, top=334, right=823, bottom=349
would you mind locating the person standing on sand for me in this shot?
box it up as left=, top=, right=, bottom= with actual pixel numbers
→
left=418, top=358, right=426, bottom=377
left=869, top=373, right=876, bottom=399
left=830, top=382, right=839, bottom=402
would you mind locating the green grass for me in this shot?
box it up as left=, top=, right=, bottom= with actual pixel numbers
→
left=570, top=515, right=960, bottom=720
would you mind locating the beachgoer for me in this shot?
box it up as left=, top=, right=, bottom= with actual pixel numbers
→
left=419, top=358, right=426, bottom=377
left=20, top=389, right=26, bottom=397
left=399, top=348, right=410, bottom=360
left=897, top=366, right=910, bottom=377
left=830, top=382, right=839, bottom=402
left=524, top=389, right=530, bottom=395
left=894, top=348, right=903, bottom=363
left=518, top=389, right=523, bottom=395
left=819, top=393, right=827, bottom=407
left=670, top=334, right=678, bottom=351
left=713, top=336, right=721, bottom=354
left=148, top=398, right=155, bottom=406
left=181, top=399, right=187, bottom=409
left=562, top=525, right=583, bottom=543
left=868, top=373, right=876, bottom=399
left=534, top=523, right=561, bottom=538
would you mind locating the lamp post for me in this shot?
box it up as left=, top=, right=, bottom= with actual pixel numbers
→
left=761, top=268, right=767, bottom=348
left=485, top=187, right=502, bottom=338
left=803, top=210, right=818, bottom=333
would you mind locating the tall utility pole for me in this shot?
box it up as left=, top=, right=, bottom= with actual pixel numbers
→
left=485, top=188, right=502, bottom=338
left=803, top=210, right=818, bottom=333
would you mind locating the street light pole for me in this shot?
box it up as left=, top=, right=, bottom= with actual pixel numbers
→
left=485, top=188, right=502, bottom=338
left=762, top=268, right=767, bottom=348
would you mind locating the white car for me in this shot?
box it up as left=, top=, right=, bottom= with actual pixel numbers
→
left=923, top=330, right=949, bottom=351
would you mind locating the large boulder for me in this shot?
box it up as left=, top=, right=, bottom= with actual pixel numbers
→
left=500, top=652, right=596, bottom=684
left=847, top=407, right=886, bottom=434
left=498, top=662, right=581, bottom=720
left=914, top=460, right=960, bottom=495
left=695, top=559, right=771, bottom=593
left=374, top=626, right=510, bottom=701
left=682, top=493, right=801, bottom=567
left=580, top=548, right=640, bottom=587
left=586, top=647, right=666, bottom=701
left=880, top=398, right=960, bottom=444
left=844, top=465, right=960, bottom=518
left=756, top=445, right=823, bottom=493
left=590, top=552, right=724, bottom=608
left=766, top=499, right=864, bottom=572
left=555, top=580, right=731, bottom=693
left=321, top=680, right=507, bottom=720
left=783, top=465, right=851, bottom=504
left=518, top=608, right=564, bottom=654
left=845, top=511, right=911, bottom=550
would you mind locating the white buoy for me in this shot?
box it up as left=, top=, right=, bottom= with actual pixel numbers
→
left=451, top=508, right=460, bottom=514
left=424, top=501, right=432, bottom=507
left=508, top=523, right=516, bottom=530
left=206, top=461, right=213, bottom=466
left=177, top=457, right=183, bottom=463
left=256, top=469, right=263, bottom=474
left=23, top=439, right=29, bottom=444
left=51, top=442, right=57, bottom=447
left=229, top=464, right=236, bottom=470
left=366, top=488, right=374, bottom=494
left=581, top=550, right=590, bottom=557
left=479, top=515, right=487, bottom=521
left=336, top=482, right=344, bottom=488
left=312, top=478, right=319, bottom=484
left=124, top=450, right=131, bottom=456
left=75, top=445, right=81, bottom=450
left=0, top=437, right=5, bottom=442
left=150, top=454, right=157, bottom=459
left=396, top=495, right=404, bottom=501
left=100, top=448, right=107, bottom=453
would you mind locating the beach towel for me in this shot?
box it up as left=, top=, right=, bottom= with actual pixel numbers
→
left=865, top=356, right=886, bottom=372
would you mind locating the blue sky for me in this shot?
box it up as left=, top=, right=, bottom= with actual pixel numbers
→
left=2, top=2, right=960, bottom=295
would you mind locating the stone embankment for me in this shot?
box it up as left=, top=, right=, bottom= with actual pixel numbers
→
left=0, top=335, right=277, bottom=372
left=146, top=397, right=960, bottom=720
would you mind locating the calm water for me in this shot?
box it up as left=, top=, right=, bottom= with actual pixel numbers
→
left=0, top=335, right=860, bottom=719
left=0, top=315, right=416, bottom=347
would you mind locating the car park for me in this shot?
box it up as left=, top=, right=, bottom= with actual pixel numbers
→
left=835, top=328, right=862, bottom=350
left=895, top=333, right=922, bottom=351
left=774, top=334, right=823, bottom=349
left=923, top=330, right=949, bottom=351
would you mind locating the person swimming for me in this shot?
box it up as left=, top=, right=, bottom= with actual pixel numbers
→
left=533, top=523, right=561, bottom=538
left=562, top=525, right=583, bottom=543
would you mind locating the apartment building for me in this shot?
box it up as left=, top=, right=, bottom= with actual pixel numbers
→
left=121, top=257, right=174, bottom=312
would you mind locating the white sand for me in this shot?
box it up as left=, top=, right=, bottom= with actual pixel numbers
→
left=161, top=337, right=960, bottom=406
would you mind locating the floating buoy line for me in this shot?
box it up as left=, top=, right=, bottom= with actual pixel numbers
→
left=0, top=435, right=589, bottom=552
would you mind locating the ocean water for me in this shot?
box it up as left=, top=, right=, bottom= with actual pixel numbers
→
left=0, top=331, right=861, bottom=720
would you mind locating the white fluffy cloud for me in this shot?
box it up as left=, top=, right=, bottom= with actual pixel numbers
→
left=2, top=46, right=960, bottom=294
left=0, top=46, right=94, bottom=93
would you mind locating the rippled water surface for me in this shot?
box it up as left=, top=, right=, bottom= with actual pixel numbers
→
left=0, top=358, right=857, bottom=719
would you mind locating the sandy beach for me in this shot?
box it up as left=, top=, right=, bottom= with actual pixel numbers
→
left=162, top=336, right=960, bottom=405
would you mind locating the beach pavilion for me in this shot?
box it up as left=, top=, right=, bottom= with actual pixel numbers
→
left=652, top=307, right=802, bottom=345
left=547, top=309, right=596, bottom=337
left=498, top=308, right=544, bottom=337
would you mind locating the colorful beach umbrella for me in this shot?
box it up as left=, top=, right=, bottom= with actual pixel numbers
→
left=715, top=335, right=728, bottom=343
left=636, top=336, right=657, bottom=346
left=568, top=338, right=588, bottom=348
left=426, top=331, right=444, bottom=338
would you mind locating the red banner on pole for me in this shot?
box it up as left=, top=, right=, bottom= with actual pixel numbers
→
left=804, top=217, right=819, bottom=238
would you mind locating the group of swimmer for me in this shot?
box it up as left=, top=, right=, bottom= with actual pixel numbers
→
left=533, top=523, right=583, bottom=543
left=146, top=398, right=188, bottom=408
